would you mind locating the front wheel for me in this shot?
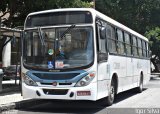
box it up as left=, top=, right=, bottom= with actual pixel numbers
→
left=101, top=79, right=116, bottom=106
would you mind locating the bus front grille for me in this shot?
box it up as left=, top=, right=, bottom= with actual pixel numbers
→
left=33, top=73, right=80, bottom=80
left=41, top=82, right=72, bottom=86
left=43, top=89, right=68, bottom=95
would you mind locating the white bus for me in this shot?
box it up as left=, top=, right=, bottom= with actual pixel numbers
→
left=22, top=8, right=150, bottom=105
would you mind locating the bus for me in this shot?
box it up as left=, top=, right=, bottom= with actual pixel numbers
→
left=21, top=8, right=150, bottom=106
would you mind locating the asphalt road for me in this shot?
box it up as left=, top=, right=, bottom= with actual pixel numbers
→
left=3, top=76, right=160, bottom=114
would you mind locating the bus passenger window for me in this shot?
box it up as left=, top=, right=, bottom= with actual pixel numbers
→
left=97, top=22, right=107, bottom=54
left=107, top=25, right=117, bottom=53
left=138, top=38, right=143, bottom=57
left=142, top=41, right=147, bottom=57
left=117, top=29, right=125, bottom=55
left=99, top=27, right=107, bottom=53
left=132, top=36, right=138, bottom=57
left=124, top=32, right=132, bottom=56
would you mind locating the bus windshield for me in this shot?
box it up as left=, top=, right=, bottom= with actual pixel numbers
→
left=23, top=26, right=94, bottom=70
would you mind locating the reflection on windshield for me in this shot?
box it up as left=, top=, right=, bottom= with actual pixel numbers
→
left=23, top=26, right=94, bottom=70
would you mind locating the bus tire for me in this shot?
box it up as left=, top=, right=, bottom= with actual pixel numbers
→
left=101, top=79, right=116, bottom=106
left=136, top=75, right=143, bottom=93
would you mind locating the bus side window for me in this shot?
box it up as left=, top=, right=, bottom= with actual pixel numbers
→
left=116, top=29, right=125, bottom=55
left=132, top=36, right=138, bottom=57
left=147, top=43, right=150, bottom=58
left=107, top=25, right=117, bottom=53
left=142, top=40, right=147, bottom=58
left=96, top=19, right=108, bottom=62
left=145, top=42, right=149, bottom=58
left=138, top=38, right=143, bottom=57
left=124, top=32, right=132, bottom=56
left=97, top=21, right=107, bottom=53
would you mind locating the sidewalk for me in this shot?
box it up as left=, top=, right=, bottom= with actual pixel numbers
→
left=0, top=80, right=44, bottom=112
left=0, top=80, right=24, bottom=112
left=150, top=73, right=160, bottom=79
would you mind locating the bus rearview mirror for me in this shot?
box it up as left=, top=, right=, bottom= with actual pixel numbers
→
left=100, top=27, right=106, bottom=39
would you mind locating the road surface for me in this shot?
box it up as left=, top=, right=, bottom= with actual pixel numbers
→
left=2, top=76, right=160, bottom=114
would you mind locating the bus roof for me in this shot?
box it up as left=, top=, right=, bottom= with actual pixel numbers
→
left=27, top=8, right=148, bottom=41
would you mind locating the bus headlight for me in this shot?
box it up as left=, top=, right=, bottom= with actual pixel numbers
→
left=23, top=74, right=38, bottom=86
left=75, top=72, right=95, bottom=87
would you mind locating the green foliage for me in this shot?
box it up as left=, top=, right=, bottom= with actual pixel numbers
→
left=145, top=27, right=160, bottom=71
left=47, top=0, right=92, bottom=8
left=1, top=0, right=159, bottom=32
left=96, top=0, right=160, bottom=34
left=0, top=0, right=92, bottom=27
left=146, top=27, right=160, bottom=40
left=145, top=27, right=160, bottom=57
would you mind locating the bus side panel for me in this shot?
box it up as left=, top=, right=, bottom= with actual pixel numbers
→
left=97, top=54, right=133, bottom=99
left=97, top=62, right=110, bottom=99
left=109, top=55, right=132, bottom=92
left=132, top=58, right=139, bottom=87
left=133, top=58, right=150, bottom=88
left=124, top=57, right=134, bottom=91
left=144, top=59, right=150, bottom=85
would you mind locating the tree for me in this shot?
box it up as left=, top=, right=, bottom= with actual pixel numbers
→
left=145, top=27, right=160, bottom=72
left=95, top=0, right=160, bottom=34
left=0, top=0, right=24, bottom=27
left=0, top=0, right=9, bottom=20
left=0, top=0, right=93, bottom=28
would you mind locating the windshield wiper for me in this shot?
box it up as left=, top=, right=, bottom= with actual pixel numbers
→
left=38, top=27, right=45, bottom=45
left=38, top=27, right=46, bottom=56
left=60, top=24, right=76, bottom=40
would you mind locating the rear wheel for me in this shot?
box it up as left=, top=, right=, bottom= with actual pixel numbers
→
left=136, top=75, right=143, bottom=93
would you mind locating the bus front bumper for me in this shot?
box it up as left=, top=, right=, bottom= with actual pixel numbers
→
left=22, top=82, right=97, bottom=101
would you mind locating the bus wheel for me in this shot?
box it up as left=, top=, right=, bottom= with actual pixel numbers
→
left=101, top=79, right=116, bottom=106
left=136, top=75, right=143, bottom=93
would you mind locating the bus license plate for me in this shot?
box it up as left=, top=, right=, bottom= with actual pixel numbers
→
left=77, top=91, right=91, bottom=96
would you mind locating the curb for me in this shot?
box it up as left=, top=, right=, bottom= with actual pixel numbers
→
left=0, top=86, right=20, bottom=112
left=0, top=103, right=16, bottom=112
left=0, top=99, right=44, bottom=112
left=0, top=87, right=20, bottom=95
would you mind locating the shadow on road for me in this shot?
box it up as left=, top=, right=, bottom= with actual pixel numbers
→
left=114, top=88, right=147, bottom=104
left=17, top=88, right=148, bottom=113
left=17, top=100, right=106, bottom=113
